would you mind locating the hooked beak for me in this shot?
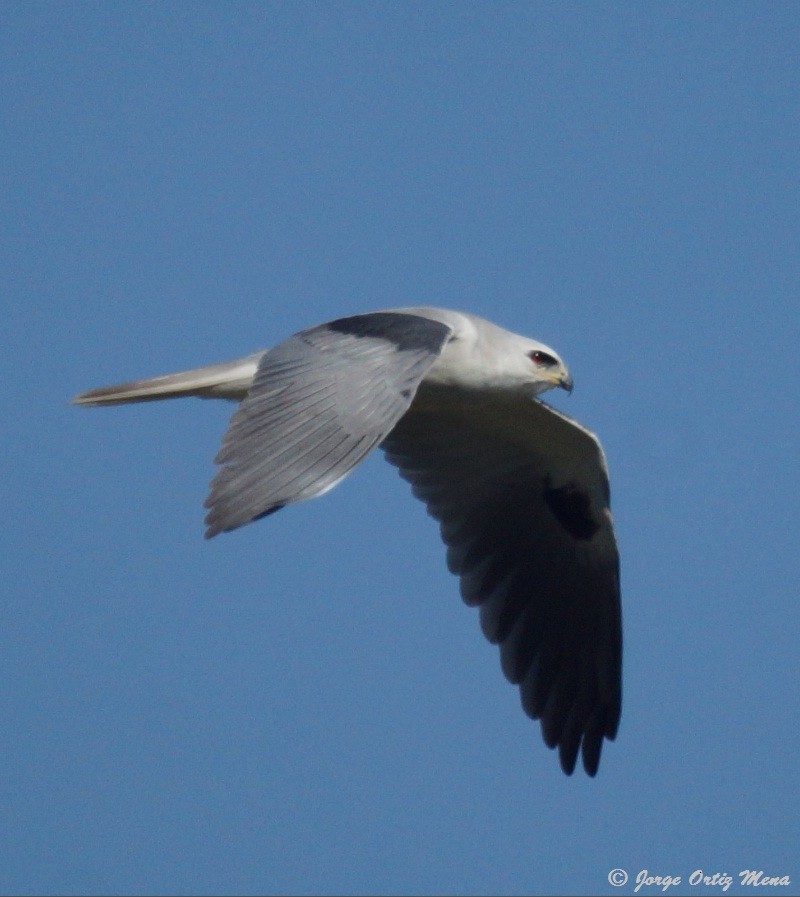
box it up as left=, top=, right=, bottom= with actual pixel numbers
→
left=559, top=370, right=574, bottom=394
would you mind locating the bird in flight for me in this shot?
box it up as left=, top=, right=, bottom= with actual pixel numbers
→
left=74, top=307, right=621, bottom=776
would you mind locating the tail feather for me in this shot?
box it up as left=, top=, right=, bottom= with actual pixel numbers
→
left=73, top=353, right=263, bottom=407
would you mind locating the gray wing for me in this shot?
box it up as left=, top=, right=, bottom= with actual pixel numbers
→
left=382, top=387, right=621, bottom=776
left=204, top=313, right=453, bottom=537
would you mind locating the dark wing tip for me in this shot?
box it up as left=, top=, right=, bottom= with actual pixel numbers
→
left=580, top=735, right=603, bottom=778
left=559, top=741, right=581, bottom=776
left=203, top=500, right=285, bottom=539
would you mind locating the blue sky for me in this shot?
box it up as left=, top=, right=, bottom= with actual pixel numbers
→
left=2, top=3, right=798, bottom=895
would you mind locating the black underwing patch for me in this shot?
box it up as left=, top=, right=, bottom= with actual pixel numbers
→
left=543, top=480, right=600, bottom=540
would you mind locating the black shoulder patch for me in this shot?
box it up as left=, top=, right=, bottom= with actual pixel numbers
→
left=325, top=312, right=452, bottom=354
left=543, top=480, right=600, bottom=541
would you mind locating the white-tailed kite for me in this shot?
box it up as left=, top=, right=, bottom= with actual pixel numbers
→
left=74, top=307, right=621, bottom=776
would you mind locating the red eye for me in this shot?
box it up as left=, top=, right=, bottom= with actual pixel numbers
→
left=530, top=350, right=557, bottom=368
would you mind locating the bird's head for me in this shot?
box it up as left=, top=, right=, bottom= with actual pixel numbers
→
left=525, top=342, right=574, bottom=395
left=419, top=312, right=574, bottom=396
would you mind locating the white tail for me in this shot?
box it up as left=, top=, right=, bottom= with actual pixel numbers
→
left=72, top=353, right=263, bottom=407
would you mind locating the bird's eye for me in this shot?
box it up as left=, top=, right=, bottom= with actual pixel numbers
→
left=530, top=350, right=558, bottom=368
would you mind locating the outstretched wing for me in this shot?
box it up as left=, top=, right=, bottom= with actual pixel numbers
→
left=382, top=387, right=621, bottom=775
left=204, top=313, right=453, bottom=537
